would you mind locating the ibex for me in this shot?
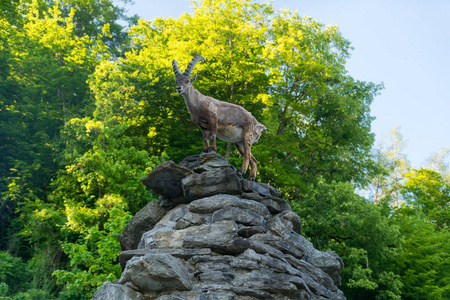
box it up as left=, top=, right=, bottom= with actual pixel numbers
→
left=172, top=55, right=266, bottom=181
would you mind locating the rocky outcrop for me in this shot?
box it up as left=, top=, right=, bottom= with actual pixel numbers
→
left=92, top=153, right=346, bottom=300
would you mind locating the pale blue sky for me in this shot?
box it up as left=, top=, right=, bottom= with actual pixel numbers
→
left=121, top=0, right=450, bottom=168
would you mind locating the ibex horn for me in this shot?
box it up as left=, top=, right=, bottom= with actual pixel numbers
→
left=172, top=59, right=182, bottom=77
left=183, top=55, right=205, bottom=76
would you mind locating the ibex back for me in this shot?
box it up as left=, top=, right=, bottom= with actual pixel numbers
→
left=172, top=55, right=266, bottom=181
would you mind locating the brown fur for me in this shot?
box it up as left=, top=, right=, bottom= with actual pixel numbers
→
left=172, top=56, right=266, bottom=180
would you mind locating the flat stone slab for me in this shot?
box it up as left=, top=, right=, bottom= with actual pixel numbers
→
left=251, top=233, right=305, bottom=259
left=242, top=180, right=282, bottom=198
left=178, top=155, right=200, bottom=170
left=194, top=152, right=231, bottom=172
left=240, top=191, right=291, bottom=213
left=119, top=248, right=211, bottom=270
left=182, top=167, right=242, bottom=200
left=119, top=253, right=193, bottom=294
left=237, top=225, right=266, bottom=238
left=142, top=161, right=193, bottom=199
left=188, top=194, right=270, bottom=217
left=212, top=206, right=266, bottom=227
left=92, top=282, right=143, bottom=300
left=152, top=220, right=238, bottom=249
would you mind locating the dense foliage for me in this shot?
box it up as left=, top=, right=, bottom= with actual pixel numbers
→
left=0, top=0, right=448, bottom=299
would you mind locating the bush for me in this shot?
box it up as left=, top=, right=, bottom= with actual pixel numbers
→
left=0, top=252, right=31, bottom=295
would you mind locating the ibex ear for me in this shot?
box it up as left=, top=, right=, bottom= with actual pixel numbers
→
left=191, top=73, right=197, bottom=83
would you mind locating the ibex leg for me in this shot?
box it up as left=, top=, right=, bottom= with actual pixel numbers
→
left=235, top=142, right=245, bottom=176
left=201, top=129, right=211, bottom=153
left=235, top=142, right=257, bottom=180
left=235, top=140, right=252, bottom=179
left=209, top=116, right=218, bottom=152
left=248, top=155, right=258, bottom=181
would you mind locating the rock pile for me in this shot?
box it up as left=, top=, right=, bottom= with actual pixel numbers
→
left=92, top=153, right=346, bottom=300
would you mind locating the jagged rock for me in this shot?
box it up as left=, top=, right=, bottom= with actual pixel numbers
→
left=195, top=152, right=230, bottom=172
left=152, top=220, right=238, bottom=249
left=182, top=167, right=242, bottom=199
left=328, top=251, right=345, bottom=274
left=142, top=161, right=193, bottom=199
left=93, top=154, right=346, bottom=300
left=289, top=231, right=344, bottom=287
left=157, top=195, right=189, bottom=210
left=241, top=192, right=291, bottom=213
left=311, top=251, right=344, bottom=287
left=237, top=225, right=266, bottom=238
left=178, top=155, right=200, bottom=170
left=242, top=179, right=282, bottom=198
left=138, top=205, right=189, bottom=249
left=118, top=253, right=193, bottom=297
left=211, top=206, right=265, bottom=227
left=189, top=194, right=270, bottom=217
left=118, top=201, right=166, bottom=251
left=155, top=205, right=190, bottom=228
left=92, top=282, right=143, bottom=300
left=280, top=210, right=302, bottom=234
left=236, top=269, right=308, bottom=297
left=119, top=248, right=212, bottom=271
left=261, top=197, right=291, bottom=213
left=268, top=213, right=294, bottom=238
left=251, top=233, right=305, bottom=259
left=175, top=211, right=208, bottom=230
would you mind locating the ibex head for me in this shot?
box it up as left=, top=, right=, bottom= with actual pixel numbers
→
left=172, top=55, right=204, bottom=94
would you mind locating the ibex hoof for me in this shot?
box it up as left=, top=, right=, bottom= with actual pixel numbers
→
left=236, top=170, right=243, bottom=178
left=248, top=176, right=256, bottom=181
left=201, top=148, right=217, bottom=154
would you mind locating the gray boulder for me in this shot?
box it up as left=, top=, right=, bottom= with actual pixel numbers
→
left=178, top=155, right=201, bottom=170
left=211, top=206, right=266, bottom=227
left=182, top=167, right=242, bottom=200
left=195, top=152, right=230, bottom=171
left=118, top=253, right=193, bottom=298
left=290, top=232, right=344, bottom=286
left=142, top=161, right=193, bottom=199
left=118, top=201, right=165, bottom=251
left=92, top=282, right=142, bottom=300
left=92, top=154, right=346, bottom=300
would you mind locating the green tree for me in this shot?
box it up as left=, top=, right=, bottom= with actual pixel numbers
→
left=121, top=0, right=273, bottom=162
left=0, top=0, right=22, bottom=26
left=393, top=169, right=450, bottom=299
left=394, top=212, right=450, bottom=300
left=0, top=18, right=22, bottom=250
left=0, top=0, right=135, bottom=296
left=25, top=0, right=135, bottom=57
left=0, top=0, right=403, bottom=298
left=402, top=168, right=449, bottom=230
left=124, top=0, right=382, bottom=188
left=116, top=1, right=394, bottom=298
left=260, top=11, right=382, bottom=193
left=0, top=252, right=31, bottom=296
left=292, top=179, right=402, bottom=299
left=366, top=132, right=450, bottom=299
left=427, top=147, right=450, bottom=182
left=0, top=0, right=101, bottom=253
left=368, top=127, right=411, bottom=205
left=48, top=60, right=164, bottom=297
